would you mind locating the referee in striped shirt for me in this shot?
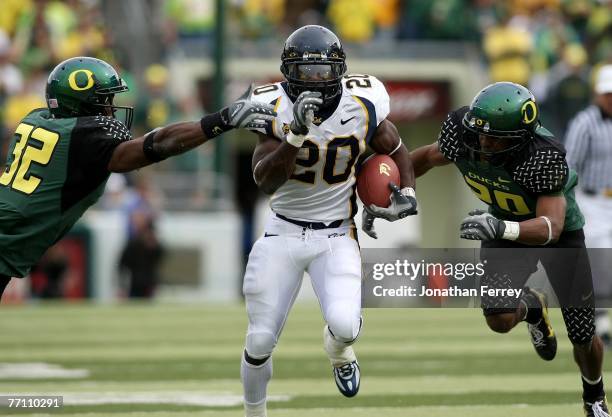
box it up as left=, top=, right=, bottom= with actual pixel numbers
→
left=565, top=64, right=612, bottom=347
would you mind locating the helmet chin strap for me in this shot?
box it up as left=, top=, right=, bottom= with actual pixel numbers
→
left=288, top=81, right=341, bottom=106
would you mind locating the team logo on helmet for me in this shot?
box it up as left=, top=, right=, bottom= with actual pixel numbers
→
left=68, top=69, right=95, bottom=91
left=521, top=100, right=538, bottom=125
left=468, top=117, right=491, bottom=132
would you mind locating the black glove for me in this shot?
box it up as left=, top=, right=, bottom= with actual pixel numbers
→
left=459, top=209, right=505, bottom=241
left=289, top=91, right=322, bottom=135
left=366, top=182, right=418, bottom=222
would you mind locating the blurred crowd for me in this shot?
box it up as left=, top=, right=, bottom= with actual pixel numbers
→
left=0, top=0, right=611, bottom=190
left=0, top=0, right=120, bottom=155
left=229, top=0, right=612, bottom=137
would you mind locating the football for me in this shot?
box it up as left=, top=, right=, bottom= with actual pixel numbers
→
left=356, top=154, right=400, bottom=208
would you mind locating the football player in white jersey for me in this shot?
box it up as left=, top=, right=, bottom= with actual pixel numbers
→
left=240, top=25, right=417, bottom=417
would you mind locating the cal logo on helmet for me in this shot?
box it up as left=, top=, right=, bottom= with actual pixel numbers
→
left=68, top=69, right=95, bottom=91
left=521, top=100, right=538, bottom=125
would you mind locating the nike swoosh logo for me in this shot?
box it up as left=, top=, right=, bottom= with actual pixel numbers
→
left=498, top=177, right=512, bottom=183
left=581, top=290, right=593, bottom=302
left=264, top=233, right=278, bottom=237
left=340, top=116, right=356, bottom=125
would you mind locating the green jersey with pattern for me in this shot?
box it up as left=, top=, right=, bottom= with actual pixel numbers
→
left=0, top=108, right=131, bottom=277
left=437, top=106, right=584, bottom=232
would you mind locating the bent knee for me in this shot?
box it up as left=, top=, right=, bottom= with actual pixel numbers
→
left=327, top=315, right=362, bottom=343
left=245, top=331, right=277, bottom=359
left=485, top=314, right=517, bottom=334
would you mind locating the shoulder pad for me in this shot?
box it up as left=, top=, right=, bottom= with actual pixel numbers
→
left=250, top=82, right=285, bottom=105
left=344, top=74, right=389, bottom=125
left=76, top=115, right=132, bottom=142
left=437, top=107, right=468, bottom=162
left=249, top=82, right=286, bottom=137
left=512, top=148, right=568, bottom=195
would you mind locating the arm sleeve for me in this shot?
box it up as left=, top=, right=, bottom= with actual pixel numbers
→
left=564, top=113, right=590, bottom=175
left=351, top=75, right=390, bottom=126
left=512, top=148, right=569, bottom=195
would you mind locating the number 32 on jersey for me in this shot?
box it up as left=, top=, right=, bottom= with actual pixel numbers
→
left=0, top=123, right=59, bottom=194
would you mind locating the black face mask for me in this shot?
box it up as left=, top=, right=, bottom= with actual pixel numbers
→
left=282, top=61, right=345, bottom=107
left=88, top=94, right=134, bottom=129
left=462, top=129, right=531, bottom=167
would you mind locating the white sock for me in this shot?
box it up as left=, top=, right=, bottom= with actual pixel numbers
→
left=323, top=325, right=356, bottom=367
left=241, top=353, right=272, bottom=417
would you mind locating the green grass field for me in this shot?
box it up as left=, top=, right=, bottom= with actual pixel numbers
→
left=0, top=303, right=606, bottom=416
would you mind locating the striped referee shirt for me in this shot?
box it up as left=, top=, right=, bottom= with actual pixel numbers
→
left=565, top=105, right=612, bottom=192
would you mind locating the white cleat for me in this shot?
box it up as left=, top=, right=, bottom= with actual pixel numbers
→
left=333, top=360, right=360, bottom=398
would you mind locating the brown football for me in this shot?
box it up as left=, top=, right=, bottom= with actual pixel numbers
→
left=356, top=154, right=400, bottom=208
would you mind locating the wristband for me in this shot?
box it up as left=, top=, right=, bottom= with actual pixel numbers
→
left=286, top=131, right=306, bottom=148
left=502, top=221, right=520, bottom=241
left=400, top=187, right=416, bottom=198
left=142, top=130, right=166, bottom=162
left=200, top=108, right=232, bottom=139
left=540, top=216, right=552, bottom=245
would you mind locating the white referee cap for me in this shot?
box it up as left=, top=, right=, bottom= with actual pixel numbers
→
left=595, top=64, right=612, bottom=94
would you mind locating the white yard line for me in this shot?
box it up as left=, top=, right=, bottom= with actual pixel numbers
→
left=0, top=363, right=89, bottom=379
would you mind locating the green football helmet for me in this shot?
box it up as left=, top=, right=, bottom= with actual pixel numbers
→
left=462, top=82, right=539, bottom=164
left=46, top=57, right=133, bottom=128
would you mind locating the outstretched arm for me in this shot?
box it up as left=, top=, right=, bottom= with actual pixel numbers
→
left=107, top=121, right=207, bottom=172
left=409, top=142, right=452, bottom=177
left=107, top=85, right=276, bottom=173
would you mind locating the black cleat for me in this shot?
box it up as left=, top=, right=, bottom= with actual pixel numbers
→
left=525, top=288, right=557, bottom=361
left=584, top=397, right=611, bottom=417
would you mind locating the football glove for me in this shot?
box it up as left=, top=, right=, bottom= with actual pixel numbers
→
left=224, top=84, right=277, bottom=130
left=459, top=209, right=505, bottom=241
left=290, top=91, right=322, bottom=135
left=362, top=209, right=378, bottom=239
left=366, top=182, right=418, bottom=222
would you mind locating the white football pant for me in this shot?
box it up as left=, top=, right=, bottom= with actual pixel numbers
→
left=243, top=213, right=362, bottom=359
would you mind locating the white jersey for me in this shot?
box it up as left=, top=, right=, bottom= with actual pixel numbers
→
left=251, top=75, right=390, bottom=222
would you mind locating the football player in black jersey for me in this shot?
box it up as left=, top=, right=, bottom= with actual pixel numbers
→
left=385, top=82, right=607, bottom=416
left=0, top=56, right=276, bottom=301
